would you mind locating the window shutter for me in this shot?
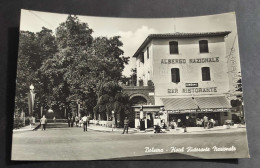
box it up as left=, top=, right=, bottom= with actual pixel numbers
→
left=171, top=68, right=180, bottom=83
left=169, top=41, right=179, bottom=54
left=202, top=67, right=211, bottom=81
left=199, top=40, right=209, bottom=53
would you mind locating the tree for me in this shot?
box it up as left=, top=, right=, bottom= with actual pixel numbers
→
left=15, top=27, right=58, bottom=117
left=39, top=15, right=94, bottom=115
left=16, top=15, right=130, bottom=120
left=94, top=81, right=130, bottom=126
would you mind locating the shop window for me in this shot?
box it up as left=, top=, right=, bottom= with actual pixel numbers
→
left=169, top=41, right=179, bottom=54
left=202, top=67, right=211, bottom=81
left=147, top=47, right=149, bottom=59
left=199, top=40, right=209, bottom=53
left=171, top=68, right=180, bottom=83
left=224, top=112, right=228, bottom=116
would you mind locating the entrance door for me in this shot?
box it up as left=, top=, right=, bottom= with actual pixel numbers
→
left=147, top=113, right=153, bottom=128
left=129, top=96, right=148, bottom=128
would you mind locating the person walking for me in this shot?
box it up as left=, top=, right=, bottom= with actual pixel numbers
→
left=71, top=116, right=75, bottom=127
left=177, top=118, right=181, bottom=127
left=203, top=115, right=209, bottom=129
left=82, top=114, right=88, bottom=132
left=67, top=116, right=71, bottom=127
left=87, top=115, right=91, bottom=127
left=40, top=115, right=47, bottom=131
left=122, top=117, right=129, bottom=134
left=53, top=116, right=56, bottom=123
left=75, top=116, right=79, bottom=127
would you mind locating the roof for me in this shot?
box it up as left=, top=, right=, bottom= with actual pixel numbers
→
left=133, top=31, right=231, bottom=58
left=161, top=96, right=231, bottom=111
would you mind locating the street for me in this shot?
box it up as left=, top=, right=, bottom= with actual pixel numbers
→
left=11, top=123, right=249, bottom=160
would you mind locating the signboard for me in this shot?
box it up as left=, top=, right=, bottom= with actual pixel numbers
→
left=149, top=92, right=155, bottom=96
left=167, top=108, right=230, bottom=113
left=168, top=87, right=217, bottom=94
left=161, top=57, right=219, bottom=64
left=185, top=83, right=198, bottom=87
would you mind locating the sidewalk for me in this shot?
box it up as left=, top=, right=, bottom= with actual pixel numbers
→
left=88, top=124, right=246, bottom=135
left=13, top=122, right=40, bottom=133
left=88, top=124, right=137, bottom=133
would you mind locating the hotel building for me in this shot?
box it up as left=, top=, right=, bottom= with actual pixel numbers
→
left=124, top=32, right=233, bottom=128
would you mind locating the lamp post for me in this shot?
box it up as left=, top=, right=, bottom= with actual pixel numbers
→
left=140, top=105, right=145, bottom=131
left=28, top=84, right=35, bottom=117
left=112, top=111, right=114, bottom=131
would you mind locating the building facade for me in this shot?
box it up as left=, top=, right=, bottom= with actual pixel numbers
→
left=128, top=32, right=233, bottom=128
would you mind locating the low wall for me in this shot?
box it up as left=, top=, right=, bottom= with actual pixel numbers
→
left=36, top=119, right=67, bottom=123
left=89, top=120, right=113, bottom=127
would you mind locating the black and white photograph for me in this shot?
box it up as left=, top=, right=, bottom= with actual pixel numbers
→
left=11, top=9, right=249, bottom=160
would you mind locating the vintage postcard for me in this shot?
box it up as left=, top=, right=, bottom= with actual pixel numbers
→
left=12, top=9, right=249, bottom=160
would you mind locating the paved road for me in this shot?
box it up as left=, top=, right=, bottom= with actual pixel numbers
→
left=11, top=123, right=249, bottom=160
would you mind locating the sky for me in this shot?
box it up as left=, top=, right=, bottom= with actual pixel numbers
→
left=20, top=9, right=241, bottom=85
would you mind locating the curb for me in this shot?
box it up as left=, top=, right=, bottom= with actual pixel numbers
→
left=88, top=127, right=136, bottom=133
left=88, top=127, right=245, bottom=135
left=13, top=123, right=41, bottom=133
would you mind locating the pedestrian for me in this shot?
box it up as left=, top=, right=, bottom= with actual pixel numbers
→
left=40, top=115, right=47, bottom=131
left=75, top=116, right=79, bottom=127
left=203, top=115, right=209, bottom=129
left=32, top=116, right=36, bottom=125
left=183, top=116, right=189, bottom=133
left=71, top=116, right=75, bottom=127
left=154, top=123, right=161, bottom=133
left=87, top=115, right=91, bottom=126
left=185, top=116, right=190, bottom=127
left=177, top=118, right=181, bottom=127
left=122, top=117, right=129, bottom=134
left=67, top=116, right=71, bottom=127
left=170, top=119, right=175, bottom=129
left=210, top=118, right=215, bottom=128
left=82, top=114, right=88, bottom=132
left=53, top=116, right=56, bottom=123
left=79, top=117, right=82, bottom=127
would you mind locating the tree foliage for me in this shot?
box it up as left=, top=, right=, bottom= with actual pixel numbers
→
left=15, top=15, right=129, bottom=120
left=94, top=81, right=130, bottom=126
left=15, top=28, right=57, bottom=115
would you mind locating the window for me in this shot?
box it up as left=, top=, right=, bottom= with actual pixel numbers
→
left=140, top=52, right=144, bottom=64
left=199, top=40, right=209, bottom=53
left=169, top=41, right=179, bottom=54
left=147, top=47, right=149, bottom=59
left=201, top=67, right=211, bottom=81
left=171, top=68, right=180, bottom=83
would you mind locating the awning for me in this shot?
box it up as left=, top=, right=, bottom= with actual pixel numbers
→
left=161, top=96, right=231, bottom=111
left=161, top=97, right=198, bottom=110
left=194, top=96, right=231, bottom=109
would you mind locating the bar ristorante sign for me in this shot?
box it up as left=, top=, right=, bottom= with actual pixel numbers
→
left=168, top=87, right=217, bottom=94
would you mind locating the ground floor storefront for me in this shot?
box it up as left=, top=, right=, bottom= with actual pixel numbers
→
left=132, top=95, right=232, bottom=129
left=168, top=110, right=231, bottom=127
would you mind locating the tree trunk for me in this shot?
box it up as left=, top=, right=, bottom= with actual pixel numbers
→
left=115, top=115, right=118, bottom=128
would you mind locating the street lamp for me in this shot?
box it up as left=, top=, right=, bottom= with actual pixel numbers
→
left=112, top=110, right=115, bottom=132
left=140, top=106, right=145, bottom=131
left=28, top=84, right=35, bottom=116
left=76, top=99, right=80, bottom=117
left=48, top=109, right=53, bottom=113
